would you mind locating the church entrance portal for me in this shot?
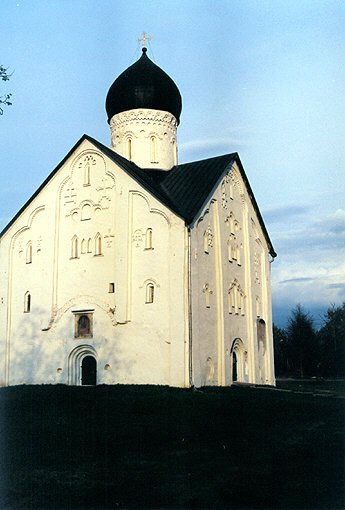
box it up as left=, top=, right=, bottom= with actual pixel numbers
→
left=81, top=355, right=97, bottom=385
left=68, top=345, right=98, bottom=385
left=230, top=338, right=245, bottom=384
left=232, top=351, right=238, bottom=382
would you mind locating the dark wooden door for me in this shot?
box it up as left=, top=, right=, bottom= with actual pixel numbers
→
left=81, top=356, right=97, bottom=385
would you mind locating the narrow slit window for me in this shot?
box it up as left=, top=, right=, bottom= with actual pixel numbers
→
left=237, top=245, right=241, bottom=265
left=172, top=140, right=177, bottom=165
left=71, top=236, right=78, bottom=259
left=84, top=161, right=91, bottom=185
left=87, top=238, right=92, bottom=253
left=150, top=136, right=157, bottom=163
left=146, top=283, right=154, bottom=304
left=204, top=231, right=209, bottom=253
left=145, top=228, right=153, bottom=250
left=24, top=291, right=31, bottom=313
left=81, top=239, right=86, bottom=254
left=95, top=233, right=102, bottom=256
left=26, top=242, right=32, bottom=264
left=203, top=284, right=212, bottom=308
left=127, top=138, right=132, bottom=161
left=109, top=283, right=115, bottom=293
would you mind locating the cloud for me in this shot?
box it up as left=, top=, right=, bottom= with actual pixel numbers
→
left=179, top=137, right=248, bottom=157
left=279, top=277, right=314, bottom=284
left=263, top=204, right=311, bottom=223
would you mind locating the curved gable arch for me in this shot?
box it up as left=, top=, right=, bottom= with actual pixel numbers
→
left=130, top=190, right=170, bottom=226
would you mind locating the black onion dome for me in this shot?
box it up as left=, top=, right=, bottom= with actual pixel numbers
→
left=106, top=48, right=182, bottom=124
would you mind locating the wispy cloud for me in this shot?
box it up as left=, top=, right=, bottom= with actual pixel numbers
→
left=263, top=204, right=311, bottom=223
left=280, top=277, right=315, bottom=284
left=179, top=137, right=248, bottom=157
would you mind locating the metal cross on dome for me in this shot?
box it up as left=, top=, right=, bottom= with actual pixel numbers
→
left=137, top=31, right=152, bottom=48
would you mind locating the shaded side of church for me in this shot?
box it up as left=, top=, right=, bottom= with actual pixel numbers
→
left=0, top=47, right=276, bottom=387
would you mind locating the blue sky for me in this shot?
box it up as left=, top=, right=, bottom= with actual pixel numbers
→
left=1, top=0, right=345, bottom=327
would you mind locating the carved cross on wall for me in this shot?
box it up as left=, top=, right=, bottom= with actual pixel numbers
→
left=96, top=177, right=112, bottom=202
left=64, top=185, right=77, bottom=205
left=104, top=228, right=115, bottom=248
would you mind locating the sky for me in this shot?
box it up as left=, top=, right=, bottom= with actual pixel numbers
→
left=1, top=0, right=345, bottom=328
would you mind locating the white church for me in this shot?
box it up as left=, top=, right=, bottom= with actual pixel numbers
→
left=0, top=43, right=276, bottom=387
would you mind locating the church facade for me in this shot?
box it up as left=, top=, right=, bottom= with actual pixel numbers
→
left=0, top=47, right=276, bottom=387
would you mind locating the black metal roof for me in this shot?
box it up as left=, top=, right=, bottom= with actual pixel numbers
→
left=0, top=134, right=276, bottom=257
left=105, top=48, right=182, bottom=124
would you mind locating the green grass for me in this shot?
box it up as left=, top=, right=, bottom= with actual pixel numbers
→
left=0, top=383, right=344, bottom=509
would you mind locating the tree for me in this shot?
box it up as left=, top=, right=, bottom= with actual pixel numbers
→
left=273, top=324, right=290, bottom=376
left=318, top=303, right=345, bottom=377
left=0, top=65, right=12, bottom=115
left=286, top=304, right=318, bottom=378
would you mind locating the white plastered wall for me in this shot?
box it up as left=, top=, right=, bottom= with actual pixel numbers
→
left=109, top=109, right=178, bottom=170
left=0, top=139, right=188, bottom=386
left=190, top=162, right=275, bottom=387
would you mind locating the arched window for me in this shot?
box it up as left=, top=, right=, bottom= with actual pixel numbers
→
left=81, top=203, right=91, bottom=221
left=204, top=225, right=212, bottom=254
left=87, top=238, right=92, bottom=253
left=81, top=239, right=86, bottom=254
left=146, top=283, right=154, bottom=304
left=237, top=245, right=241, bottom=265
left=94, top=233, right=102, bottom=256
left=24, top=291, right=31, bottom=313
left=127, top=138, right=132, bottom=161
left=145, top=228, right=153, bottom=250
left=172, top=139, right=177, bottom=165
left=231, top=338, right=245, bottom=383
left=84, top=160, right=91, bottom=185
left=228, top=286, right=236, bottom=314
left=240, top=293, right=245, bottom=316
left=26, top=242, right=32, bottom=264
left=150, top=136, right=157, bottom=163
left=203, top=284, right=212, bottom=308
left=71, top=235, right=78, bottom=259
left=77, top=315, right=90, bottom=337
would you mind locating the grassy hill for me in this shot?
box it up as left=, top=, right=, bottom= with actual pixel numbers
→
left=0, top=383, right=344, bottom=510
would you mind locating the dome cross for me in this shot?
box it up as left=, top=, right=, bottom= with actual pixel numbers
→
left=137, top=31, right=152, bottom=49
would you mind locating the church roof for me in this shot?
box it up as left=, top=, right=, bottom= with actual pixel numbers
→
left=105, top=48, right=182, bottom=124
left=88, top=136, right=276, bottom=257
left=0, top=135, right=276, bottom=257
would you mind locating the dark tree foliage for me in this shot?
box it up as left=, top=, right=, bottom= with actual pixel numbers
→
left=273, top=324, right=290, bottom=376
left=286, top=304, right=318, bottom=378
left=274, top=303, right=345, bottom=379
left=318, top=303, right=345, bottom=377
left=0, top=65, right=12, bottom=115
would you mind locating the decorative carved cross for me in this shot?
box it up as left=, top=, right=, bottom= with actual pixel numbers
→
left=104, top=228, right=115, bottom=248
left=64, top=186, right=77, bottom=204
left=137, top=31, right=152, bottom=48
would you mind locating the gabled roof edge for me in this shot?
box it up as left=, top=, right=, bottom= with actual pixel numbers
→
left=233, top=154, right=277, bottom=258
left=0, top=134, right=186, bottom=239
left=188, top=153, right=276, bottom=258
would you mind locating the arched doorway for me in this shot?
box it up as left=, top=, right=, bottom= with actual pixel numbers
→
left=68, top=345, right=98, bottom=385
left=230, top=338, right=245, bottom=384
left=81, top=355, right=97, bottom=385
left=232, top=351, right=238, bottom=382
